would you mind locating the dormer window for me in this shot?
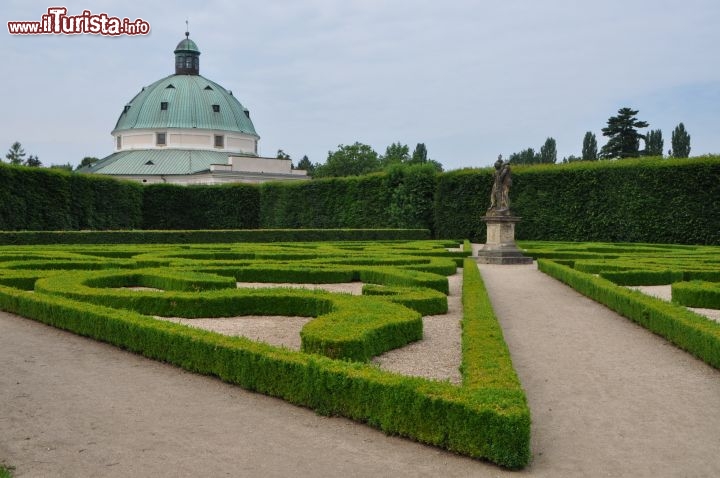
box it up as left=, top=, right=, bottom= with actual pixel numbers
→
left=123, top=105, right=131, bottom=114
left=161, top=101, right=168, bottom=111
left=156, top=132, right=166, bottom=146
left=212, top=104, right=220, bottom=113
left=244, top=109, right=250, bottom=119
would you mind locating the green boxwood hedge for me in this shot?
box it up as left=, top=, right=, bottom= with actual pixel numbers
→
left=0, top=241, right=531, bottom=468
left=672, top=281, right=720, bottom=309
left=1, top=157, right=718, bottom=246
left=435, top=156, right=720, bottom=244
left=538, top=259, right=720, bottom=369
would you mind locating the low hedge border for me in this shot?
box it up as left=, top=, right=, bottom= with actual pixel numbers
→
left=0, top=229, right=431, bottom=245
left=672, top=281, right=720, bottom=309
left=34, top=269, right=426, bottom=362
left=0, top=251, right=531, bottom=469
left=362, top=284, right=448, bottom=316
left=538, top=259, right=720, bottom=369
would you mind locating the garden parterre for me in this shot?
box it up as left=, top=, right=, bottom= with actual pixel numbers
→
left=0, top=239, right=530, bottom=469
left=519, top=241, right=720, bottom=369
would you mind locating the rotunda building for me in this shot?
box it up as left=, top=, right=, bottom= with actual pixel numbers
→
left=83, top=33, right=307, bottom=185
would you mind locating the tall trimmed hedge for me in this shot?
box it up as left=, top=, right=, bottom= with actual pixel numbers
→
left=141, top=183, right=260, bottom=230
left=435, top=156, right=720, bottom=245
left=0, top=163, right=141, bottom=230
left=1, top=157, right=718, bottom=245
left=260, top=164, right=437, bottom=231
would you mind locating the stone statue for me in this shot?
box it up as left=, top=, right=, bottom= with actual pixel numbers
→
left=488, top=155, right=511, bottom=214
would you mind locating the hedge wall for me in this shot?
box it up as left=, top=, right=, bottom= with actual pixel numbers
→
left=142, top=183, right=260, bottom=230
left=1, top=156, right=718, bottom=245
left=260, top=164, right=437, bottom=232
left=435, top=156, right=720, bottom=245
left=0, top=163, right=141, bottom=230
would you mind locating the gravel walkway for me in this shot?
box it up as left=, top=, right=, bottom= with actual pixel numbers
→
left=372, top=270, right=462, bottom=384
left=629, top=285, right=720, bottom=322
left=158, top=275, right=464, bottom=384
left=4, top=262, right=720, bottom=476
left=479, top=262, right=720, bottom=477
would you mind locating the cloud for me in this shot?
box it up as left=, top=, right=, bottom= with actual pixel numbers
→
left=1, top=0, right=718, bottom=168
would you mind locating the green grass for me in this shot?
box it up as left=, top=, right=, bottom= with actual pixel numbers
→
left=0, top=464, right=14, bottom=478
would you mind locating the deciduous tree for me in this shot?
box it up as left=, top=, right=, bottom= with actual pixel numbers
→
left=508, top=148, right=539, bottom=165
left=644, top=129, right=664, bottom=157
left=582, top=132, right=598, bottom=160
left=381, top=142, right=410, bottom=167
left=77, top=157, right=99, bottom=170
left=24, top=155, right=42, bottom=167
left=671, top=123, right=691, bottom=158
left=539, top=137, right=557, bottom=164
left=314, top=142, right=381, bottom=178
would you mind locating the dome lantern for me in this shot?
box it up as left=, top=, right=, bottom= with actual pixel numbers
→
left=174, top=29, right=200, bottom=75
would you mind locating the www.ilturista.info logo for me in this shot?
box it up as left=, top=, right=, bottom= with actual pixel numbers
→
left=8, top=7, right=150, bottom=36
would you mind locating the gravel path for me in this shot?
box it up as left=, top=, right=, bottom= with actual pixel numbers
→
left=3, top=262, right=720, bottom=476
left=373, top=270, right=462, bottom=384
left=629, top=285, right=720, bottom=322
left=479, top=262, right=720, bottom=477
left=159, top=275, right=464, bottom=385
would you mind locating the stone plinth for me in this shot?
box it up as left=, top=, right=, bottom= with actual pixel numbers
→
left=475, top=215, right=533, bottom=265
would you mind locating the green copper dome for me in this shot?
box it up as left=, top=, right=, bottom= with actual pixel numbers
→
left=112, top=74, right=258, bottom=136
left=113, top=35, right=257, bottom=136
left=174, top=38, right=200, bottom=54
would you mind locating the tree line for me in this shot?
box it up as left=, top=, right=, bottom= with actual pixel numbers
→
left=3, top=141, right=99, bottom=171
left=507, top=107, right=692, bottom=165
left=278, top=142, right=443, bottom=178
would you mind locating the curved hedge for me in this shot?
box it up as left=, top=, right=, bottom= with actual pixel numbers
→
left=0, top=240, right=530, bottom=468
left=672, top=281, right=720, bottom=309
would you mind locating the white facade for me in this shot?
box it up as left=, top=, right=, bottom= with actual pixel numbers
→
left=114, top=128, right=258, bottom=155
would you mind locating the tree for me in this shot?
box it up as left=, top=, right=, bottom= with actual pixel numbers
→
left=582, top=132, right=598, bottom=161
left=671, top=123, right=691, bottom=158
left=24, top=155, right=42, bottom=167
left=599, top=107, right=649, bottom=159
left=296, top=155, right=315, bottom=176
left=51, top=163, right=74, bottom=172
left=644, top=129, right=664, bottom=157
left=314, top=142, right=381, bottom=178
left=5, top=142, right=26, bottom=165
left=380, top=142, right=410, bottom=167
left=77, top=157, right=99, bottom=170
left=508, top=148, right=539, bottom=165
left=411, top=143, right=428, bottom=163
left=539, top=137, right=557, bottom=164
left=562, top=155, right=582, bottom=163
left=276, top=149, right=291, bottom=160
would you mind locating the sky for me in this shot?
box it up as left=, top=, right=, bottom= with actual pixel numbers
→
left=2, top=0, right=719, bottom=170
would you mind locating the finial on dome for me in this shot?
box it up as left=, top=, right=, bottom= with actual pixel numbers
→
left=185, top=19, right=189, bottom=39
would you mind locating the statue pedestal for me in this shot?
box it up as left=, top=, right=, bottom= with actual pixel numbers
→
left=475, top=215, right=533, bottom=265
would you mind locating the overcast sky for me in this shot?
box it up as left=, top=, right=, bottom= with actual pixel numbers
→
left=3, top=0, right=719, bottom=170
